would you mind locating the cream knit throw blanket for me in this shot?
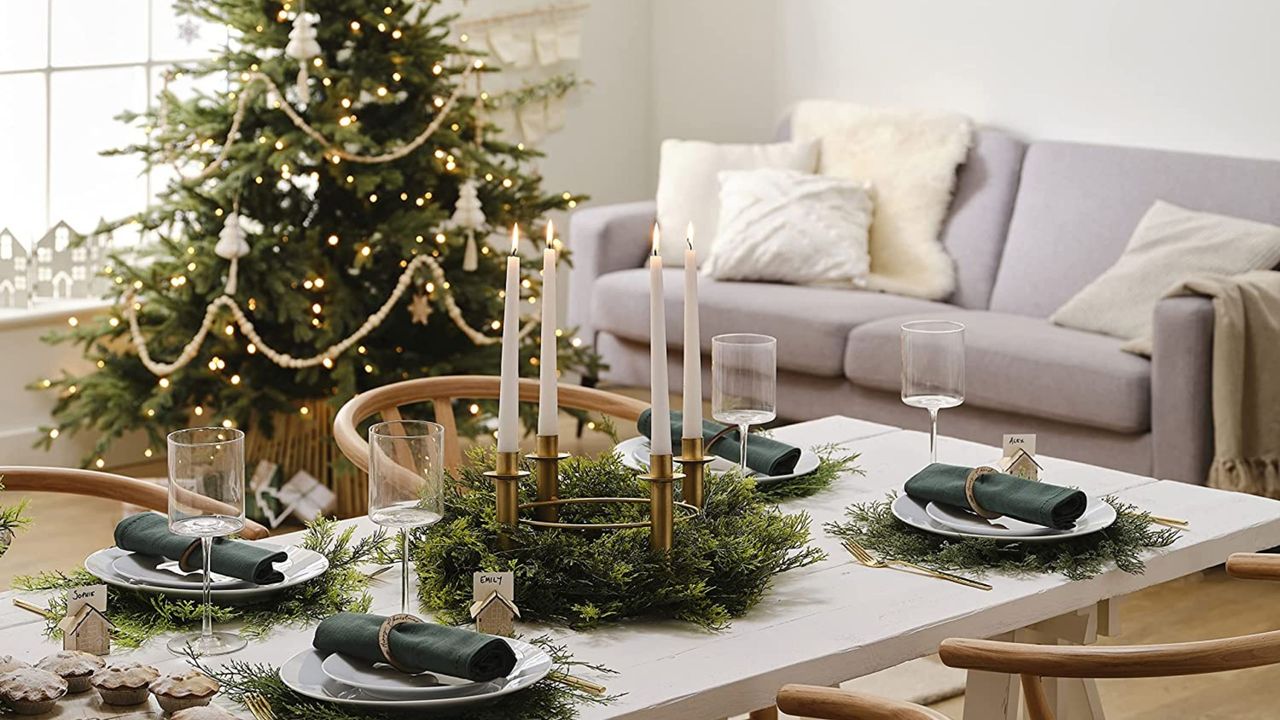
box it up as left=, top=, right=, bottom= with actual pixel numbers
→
left=1128, top=271, right=1280, bottom=497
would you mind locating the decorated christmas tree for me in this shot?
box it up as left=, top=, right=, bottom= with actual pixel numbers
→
left=35, top=0, right=599, bottom=510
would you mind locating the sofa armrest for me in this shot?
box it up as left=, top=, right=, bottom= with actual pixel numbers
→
left=1150, top=295, right=1215, bottom=484
left=567, top=200, right=655, bottom=343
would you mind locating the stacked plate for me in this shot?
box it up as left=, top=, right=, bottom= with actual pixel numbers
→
left=84, top=543, right=329, bottom=603
left=278, top=639, right=552, bottom=711
left=614, top=436, right=821, bottom=487
left=892, top=494, right=1117, bottom=543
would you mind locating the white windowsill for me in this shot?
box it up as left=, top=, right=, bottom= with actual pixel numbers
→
left=0, top=299, right=112, bottom=332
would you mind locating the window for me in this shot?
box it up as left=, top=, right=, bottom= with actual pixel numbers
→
left=0, top=1, right=224, bottom=263
left=14, top=257, right=26, bottom=272
left=72, top=265, right=86, bottom=281
left=71, top=246, right=85, bottom=262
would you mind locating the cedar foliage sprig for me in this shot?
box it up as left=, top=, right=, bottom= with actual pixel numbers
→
left=825, top=495, right=1181, bottom=581
left=12, top=518, right=389, bottom=647
left=183, top=635, right=616, bottom=720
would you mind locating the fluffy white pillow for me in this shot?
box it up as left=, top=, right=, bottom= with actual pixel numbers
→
left=1052, top=200, right=1280, bottom=350
left=791, top=100, right=972, bottom=300
left=655, top=139, right=819, bottom=266
left=702, top=168, right=873, bottom=287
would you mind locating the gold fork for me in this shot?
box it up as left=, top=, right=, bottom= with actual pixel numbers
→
left=245, top=694, right=276, bottom=720
left=843, top=539, right=992, bottom=591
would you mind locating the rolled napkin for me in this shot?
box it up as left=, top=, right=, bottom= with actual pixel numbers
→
left=905, top=463, right=1088, bottom=530
left=637, top=409, right=802, bottom=476
left=113, top=512, right=288, bottom=585
left=313, top=613, right=518, bottom=682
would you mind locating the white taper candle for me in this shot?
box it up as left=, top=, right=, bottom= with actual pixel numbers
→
left=649, top=225, right=672, bottom=455
left=682, top=223, right=702, bottom=436
left=497, top=225, right=521, bottom=453
left=537, top=221, right=558, bottom=436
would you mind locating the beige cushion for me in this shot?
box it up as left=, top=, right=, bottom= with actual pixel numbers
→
left=791, top=100, right=972, bottom=300
left=703, top=168, right=873, bottom=286
left=655, top=139, right=818, bottom=266
left=1052, top=201, right=1280, bottom=346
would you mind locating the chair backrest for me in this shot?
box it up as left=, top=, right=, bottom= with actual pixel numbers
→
left=0, top=466, right=270, bottom=540
left=938, top=552, right=1280, bottom=720
left=332, top=375, right=650, bottom=473
left=776, top=684, right=951, bottom=720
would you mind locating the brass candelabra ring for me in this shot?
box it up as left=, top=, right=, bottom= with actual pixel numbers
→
left=515, top=496, right=702, bottom=530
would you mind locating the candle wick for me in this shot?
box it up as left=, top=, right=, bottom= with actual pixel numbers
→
left=686, top=239, right=693, bottom=251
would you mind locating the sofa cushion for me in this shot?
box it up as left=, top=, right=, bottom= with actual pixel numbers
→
left=844, top=310, right=1152, bottom=433
left=591, top=269, right=958, bottom=377
left=989, top=140, right=1280, bottom=317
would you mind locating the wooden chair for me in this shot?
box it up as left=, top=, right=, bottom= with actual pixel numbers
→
left=332, top=374, right=650, bottom=472
left=938, top=552, right=1280, bottom=720
left=776, top=684, right=950, bottom=720
left=0, top=466, right=270, bottom=540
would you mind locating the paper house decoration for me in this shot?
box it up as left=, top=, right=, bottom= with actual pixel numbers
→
left=0, top=228, right=29, bottom=309
left=58, top=604, right=113, bottom=656
left=1000, top=448, right=1043, bottom=481
left=26, top=220, right=111, bottom=303
left=470, top=590, right=520, bottom=637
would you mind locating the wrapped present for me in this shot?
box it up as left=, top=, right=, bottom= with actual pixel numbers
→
left=276, top=470, right=337, bottom=523
left=245, top=460, right=286, bottom=528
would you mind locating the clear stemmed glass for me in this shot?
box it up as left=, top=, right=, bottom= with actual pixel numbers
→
left=901, top=320, right=966, bottom=464
left=711, top=333, right=778, bottom=474
left=368, top=420, right=446, bottom=614
left=166, top=426, right=247, bottom=656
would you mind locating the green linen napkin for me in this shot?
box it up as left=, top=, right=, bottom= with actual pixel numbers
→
left=113, top=512, right=288, bottom=585
left=904, top=463, right=1088, bottom=530
left=313, top=613, right=518, bottom=682
left=637, top=409, right=802, bottom=476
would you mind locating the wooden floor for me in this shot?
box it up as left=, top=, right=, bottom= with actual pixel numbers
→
left=3, top=400, right=1279, bottom=718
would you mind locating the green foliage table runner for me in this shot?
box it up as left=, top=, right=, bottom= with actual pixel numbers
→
left=826, top=496, right=1180, bottom=581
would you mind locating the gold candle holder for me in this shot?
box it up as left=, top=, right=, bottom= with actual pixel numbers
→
left=527, top=434, right=570, bottom=523
left=484, top=451, right=530, bottom=549
left=677, top=437, right=713, bottom=510
left=639, top=453, right=684, bottom=552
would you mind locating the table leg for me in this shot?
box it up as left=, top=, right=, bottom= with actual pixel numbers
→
left=1022, top=602, right=1108, bottom=720
left=962, top=632, right=1020, bottom=720
left=748, top=706, right=778, bottom=720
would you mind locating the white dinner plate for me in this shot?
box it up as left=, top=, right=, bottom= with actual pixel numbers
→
left=614, top=436, right=821, bottom=487
left=892, top=494, right=1117, bottom=543
left=321, top=651, right=494, bottom=699
left=279, top=638, right=552, bottom=710
left=85, top=544, right=328, bottom=602
left=111, top=551, right=282, bottom=590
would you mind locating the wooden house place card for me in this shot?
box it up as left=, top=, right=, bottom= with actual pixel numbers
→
left=470, top=571, right=519, bottom=637
left=58, top=584, right=112, bottom=655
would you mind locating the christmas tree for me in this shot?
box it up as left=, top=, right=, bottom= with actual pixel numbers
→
left=35, top=0, right=600, bottom=496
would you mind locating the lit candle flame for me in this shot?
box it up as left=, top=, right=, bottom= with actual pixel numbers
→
left=686, top=222, right=694, bottom=251
left=651, top=224, right=661, bottom=256
left=545, top=220, right=555, bottom=249
left=510, top=224, right=519, bottom=255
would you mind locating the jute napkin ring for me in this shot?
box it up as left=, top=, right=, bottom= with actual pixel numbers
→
left=378, top=613, right=423, bottom=673
left=964, top=466, right=1002, bottom=519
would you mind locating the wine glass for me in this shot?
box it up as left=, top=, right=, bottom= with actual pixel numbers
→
left=368, top=420, right=446, bottom=614
left=711, top=334, right=778, bottom=473
left=166, top=426, right=247, bottom=656
left=901, top=320, right=966, bottom=464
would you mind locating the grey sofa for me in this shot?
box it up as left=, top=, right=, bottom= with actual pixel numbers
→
left=567, top=129, right=1280, bottom=485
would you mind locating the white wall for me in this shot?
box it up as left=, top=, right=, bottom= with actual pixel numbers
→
left=651, top=0, right=1280, bottom=161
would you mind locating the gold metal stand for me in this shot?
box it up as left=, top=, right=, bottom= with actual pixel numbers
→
left=639, top=453, right=684, bottom=552
left=484, top=451, right=530, bottom=549
left=677, top=437, right=713, bottom=510
left=527, top=435, right=570, bottom=524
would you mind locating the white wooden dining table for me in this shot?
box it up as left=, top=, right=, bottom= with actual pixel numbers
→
left=4, top=415, right=1280, bottom=720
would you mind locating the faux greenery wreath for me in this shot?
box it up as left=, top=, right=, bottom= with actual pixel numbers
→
left=826, top=495, right=1181, bottom=581
left=14, top=519, right=389, bottom=647
left=415, top=449, right=843, bottom=630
